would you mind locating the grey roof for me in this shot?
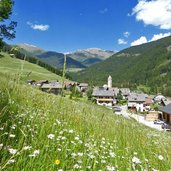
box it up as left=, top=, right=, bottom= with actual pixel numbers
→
left=154, top=94, right=166, bottom=101
left=159, top=103, right=171, bottom=115
left=41, top=82, right=62, bottom=89
left=79, top=83, right=88, bottom=87
left=92, top=87, right=114, bottom=97
left=128, top=93, right=147, bottom=102
left=161, top=98, right=171, bottom=106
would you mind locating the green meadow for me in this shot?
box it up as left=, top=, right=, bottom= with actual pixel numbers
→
left=0, top=52, right=62, bottom=81
left=0, top=53, right=171, bottom=171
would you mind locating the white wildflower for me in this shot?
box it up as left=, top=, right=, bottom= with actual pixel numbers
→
left=101, top=159, right=106, bottom=163
left=109, top=151, right=116, bottom=158
left=73, top=164, right=81, bottom=169
left=56, top=119, right=61, bottom=125
left=90, top=154, right=95, bottom=159
left=7, top=159, right=16, bottom=165
left=87, top=166, right=91, bottom=169
left=152, top=169, right=159, bottom=171
left=61, top=136, right=66, bottom=140
left=9, top=134, right=15, bottom=138
left=78, top=152, right=83, bottom=156
left=33, top=150, right=40, bottom=155
left=158, top=155, right=164, bottom=160
left=47, top=134, right=55, bottom=139
left=77, top=160, right=82, bottom=164
left=23, top=146, right=32, bottom=150
left=69, top=129, right=74, bottom=133
left=79, top=140, right=83, bottom=144
left=132, top=156, right=141, bottom=164
left=8, top=148, right=17, bottom=155
left=29, top=150, right=40, bottom=157
left=75, top=136, right=79, bottom=141
left=107, top=166, right=115, bottom=171
left=71, top=153, right=77, bottom=158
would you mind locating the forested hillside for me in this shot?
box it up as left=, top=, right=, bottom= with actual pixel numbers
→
left=72, top=36, right=171, bottom=96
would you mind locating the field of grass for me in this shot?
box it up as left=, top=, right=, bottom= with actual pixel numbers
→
left=0, top=52, right=62, bottom=81
left=0, top=72, right=171, bottom=171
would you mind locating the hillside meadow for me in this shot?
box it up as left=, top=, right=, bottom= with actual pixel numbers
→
left=0, top=72, right=171, bottom=171
left=0, top=52, right=62, bottom=81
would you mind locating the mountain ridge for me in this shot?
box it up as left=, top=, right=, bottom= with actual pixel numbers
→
left=15, top=44, right=114, bottom=69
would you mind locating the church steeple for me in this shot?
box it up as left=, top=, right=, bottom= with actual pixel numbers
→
left=108, top=75, right=112, bottom=88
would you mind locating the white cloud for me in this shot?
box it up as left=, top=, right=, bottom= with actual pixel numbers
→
left=123, top=31, right=130, bottom=38
left=27, top=22, right=49, bottom=31
left=132, top=0, right=171, bottom=29
left=99, top=8, right=108, bottom=14
left=131, top=36, right=148, bottom=46
left=131, top=32, right=171, bottom=46
left=118, top=38, right=127, bottom=45
left=150, top=32, right=171, bottom=41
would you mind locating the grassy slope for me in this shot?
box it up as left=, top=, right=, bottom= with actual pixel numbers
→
left=0, top=73, right=171, bottom=170
left=0, top=52, right=62, bottom=81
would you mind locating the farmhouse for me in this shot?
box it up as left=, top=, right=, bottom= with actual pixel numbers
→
left=92, top=87, right=116, bottom=107
left=159, top=103, right=171, bottom=124
left=128, top=93, right=148, bottom=112
left=78, top=83, right=89, bottom=92
left=41, top=82, right=62, bottom=95
left=36, top=80, right=49, bottom=87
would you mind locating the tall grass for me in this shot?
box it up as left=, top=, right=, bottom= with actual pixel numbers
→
left=0, top=73, right=171, bottom=171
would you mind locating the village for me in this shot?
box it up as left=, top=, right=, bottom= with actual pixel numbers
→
left=27, top=76, right=171, bottom=132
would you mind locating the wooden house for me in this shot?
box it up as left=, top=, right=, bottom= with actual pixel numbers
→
left=159, top=103, right=171, bottom=124
left=92, top=87, right=116, bottom=107
left=41, top=82, right=62, bottom=95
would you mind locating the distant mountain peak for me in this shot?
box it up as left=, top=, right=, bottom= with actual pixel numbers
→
left=69, top=48, right=115, bottom=67
left=17, top=43, right=45, bottom=56
left=23, top=43, right=37, bottom=48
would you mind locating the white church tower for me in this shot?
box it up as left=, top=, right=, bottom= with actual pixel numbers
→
left=108, top=75, right=112, bottom=88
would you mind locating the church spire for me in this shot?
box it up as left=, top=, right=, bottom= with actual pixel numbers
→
left=108, top=75, right=112, bottom=88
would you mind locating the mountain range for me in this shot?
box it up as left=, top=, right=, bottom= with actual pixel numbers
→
left=72, top=36, right=171, bottom=96
left=16, top=44, right=114, bottom=69
left=68, top=48, right=115, bottom=67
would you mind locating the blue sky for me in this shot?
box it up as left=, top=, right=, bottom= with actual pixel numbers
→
left=6, top=0, right=171, bottom=53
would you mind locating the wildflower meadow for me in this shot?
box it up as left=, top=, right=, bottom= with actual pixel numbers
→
left=0, top=73, right=171, bottom=171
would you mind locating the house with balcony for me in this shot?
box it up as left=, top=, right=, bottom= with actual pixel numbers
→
left=92, top=87, right=116, bottom=107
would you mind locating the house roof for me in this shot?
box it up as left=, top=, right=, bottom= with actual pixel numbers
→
left=154, top=94, right=166, bottom=101
left=36, top=80, right=48, bottom=84
left=79, top=83, right=88, bottom=87
left=92, top=87, right=114, bottom=97
left=159, top=103, right=171, bottom=115
left=128, top=93, right=147, bottom=102
left=144, top=98, right=153, bottom=105
left=41, top=82, right=62, bottom=89
left=161, top=98, right=171, bottom=106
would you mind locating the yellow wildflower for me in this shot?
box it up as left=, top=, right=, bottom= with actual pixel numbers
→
left=55, top=159, right=60, bottom=165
